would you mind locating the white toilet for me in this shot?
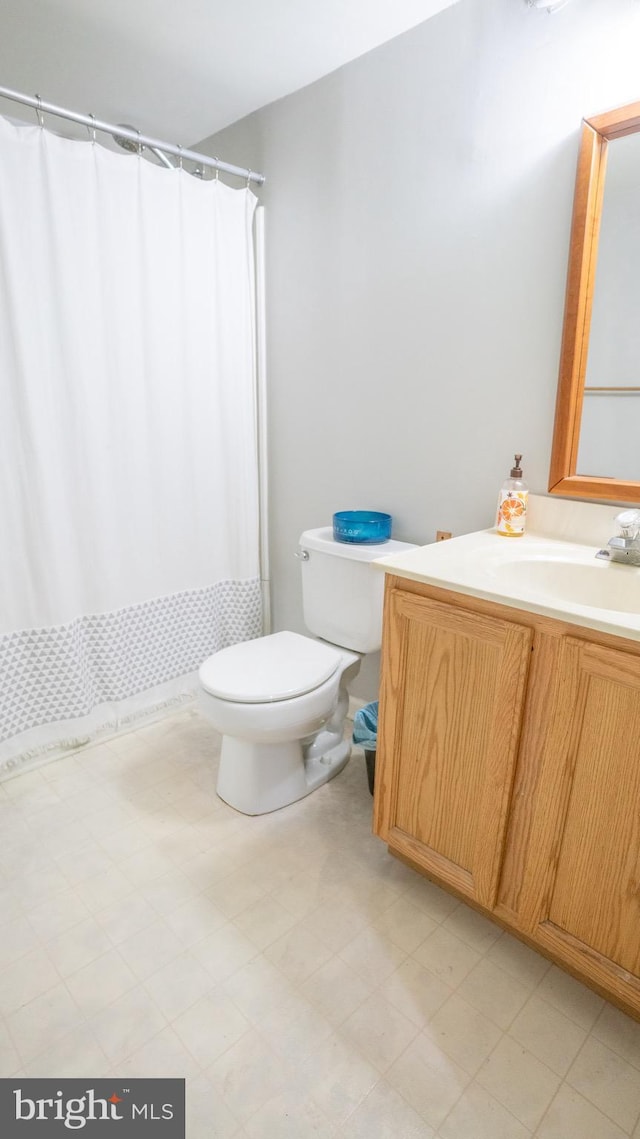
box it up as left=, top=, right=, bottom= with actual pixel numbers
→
left=198, top=527, right=414, bottom=815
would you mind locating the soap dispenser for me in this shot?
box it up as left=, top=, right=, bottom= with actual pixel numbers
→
left=496, top=455, right=528, bottom=537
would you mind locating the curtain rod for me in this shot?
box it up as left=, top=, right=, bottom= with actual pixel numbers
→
left=0, top=84, right=265, bottom=186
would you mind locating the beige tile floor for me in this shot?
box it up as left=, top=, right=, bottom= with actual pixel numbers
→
left=1, top=708, right=640, bottom=1137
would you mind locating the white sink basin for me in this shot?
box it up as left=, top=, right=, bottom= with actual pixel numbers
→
left=487, top=557, right=640, bottom=615
left=374, top=495, right=640, bottom=642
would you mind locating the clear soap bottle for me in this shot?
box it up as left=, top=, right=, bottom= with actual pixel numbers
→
left=496, top=454, right=528, bottom=537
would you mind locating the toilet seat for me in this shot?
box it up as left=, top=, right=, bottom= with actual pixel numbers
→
left=199, top=630, right=342, bottom=704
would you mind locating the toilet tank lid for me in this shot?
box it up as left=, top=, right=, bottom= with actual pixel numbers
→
left=300, top=527, right=417, bottom=561
left=199, top=631, right=343, bottom=703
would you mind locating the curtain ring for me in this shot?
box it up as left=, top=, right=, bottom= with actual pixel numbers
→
left=246, top=170, right=252, bottom=189
left=214, top=156, right=220, bottom=182
left=34, top=94, right=44, bottom=128
left=177, top=144, right=183, bottom=171
left=87, top=113, right=97, bottom=144
left=136, top=128, right=142, bottom=155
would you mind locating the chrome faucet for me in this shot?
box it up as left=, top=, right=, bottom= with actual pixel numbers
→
left=596, top=509, right=640, bottom=566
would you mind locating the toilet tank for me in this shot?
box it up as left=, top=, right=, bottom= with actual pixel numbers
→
left=299, top=527, right=416, bottom=653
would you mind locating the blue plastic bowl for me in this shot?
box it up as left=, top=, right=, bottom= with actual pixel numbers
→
left=333, top=511, right=392, bottom=544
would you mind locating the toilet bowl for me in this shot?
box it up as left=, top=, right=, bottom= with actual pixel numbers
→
left=199, top=526, right=416, bottom=815
left=199, top=630, right=360, bottom=815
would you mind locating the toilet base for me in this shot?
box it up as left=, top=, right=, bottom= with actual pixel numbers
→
left=216, top=731, right=351, bottom=815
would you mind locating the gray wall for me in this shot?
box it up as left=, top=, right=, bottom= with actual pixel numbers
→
left=198, top=0, right=640, bottom=700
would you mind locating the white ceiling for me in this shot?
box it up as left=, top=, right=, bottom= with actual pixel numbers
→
left=0, top=0, right=460, bottom=148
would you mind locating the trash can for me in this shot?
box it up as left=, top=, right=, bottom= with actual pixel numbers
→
left=352, top=701, right=379, bottom=795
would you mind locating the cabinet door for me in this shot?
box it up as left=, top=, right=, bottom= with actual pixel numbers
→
left=520, top=637, right=640, bottom=1005
left=374, top=589, right=532, bottom=910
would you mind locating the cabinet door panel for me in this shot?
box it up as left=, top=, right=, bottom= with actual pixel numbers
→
left=521, top=637, right=640, bottom=996
left=375, top=590, right=532, bottom=910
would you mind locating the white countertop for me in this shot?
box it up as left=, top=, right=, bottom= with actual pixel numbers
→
left=374, top=495, right=640, bottom=642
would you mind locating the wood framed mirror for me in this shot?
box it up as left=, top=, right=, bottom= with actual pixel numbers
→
left=549, top=100, right=640, bottom=504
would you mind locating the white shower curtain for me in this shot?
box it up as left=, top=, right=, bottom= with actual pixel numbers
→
left=0, top=116, right=262, bottom=776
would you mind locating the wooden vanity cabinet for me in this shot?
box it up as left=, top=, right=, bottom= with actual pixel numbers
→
left=374, top=574, right=640, bottom=1018
left=519, top=635, right=640, bottom=1011
left=372, top=586, right=532, bottom=910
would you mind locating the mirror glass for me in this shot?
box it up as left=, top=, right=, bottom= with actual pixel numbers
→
left=548, top=100, right=640, bottom=504
left=576, top=131, right=640, bottom=482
